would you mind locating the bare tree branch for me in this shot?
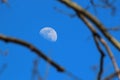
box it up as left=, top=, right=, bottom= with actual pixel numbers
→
left=0, top=34, right=64, bottom=72
left=58, top=1, right=120, bottom=79
left=77, top=13, right=105, bottom=80
left=0, top=34, right=81, bottom=80
left=93, top=36, right=105, bottom=80
left=78, top=14, right=120, bottom=79
left=94, top=34, right=120, bottom=79
left=80, top=7, right=120, bottom=80
left=58, top=0, right=120, bottom=51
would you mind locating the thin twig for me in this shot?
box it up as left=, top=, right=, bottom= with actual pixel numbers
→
left=105, top=26, right=120, bottom=31
left=54, top=7, right=76, bottom=18
left=94, top=31, right=120, bottom=79
left=100, top=39, right=120, bottom=79
left=32, top=59, right=41, bottom=80
left=0, top=64, right=7, bottom=75
left=104, top=70, right=120, bottom=80
left=90, top=0, right=116, bottom=15
left=93, top=36, right=105, bottom=80
left=43, top=50, right=51, bottom=80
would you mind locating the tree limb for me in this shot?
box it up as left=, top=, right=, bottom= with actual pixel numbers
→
left=66, top=7, right=120, bottom=79
left=0, top=34, right=64, bottom=72
left=58, top=0, right=120, bottom=51
left=78, top=14, right=105, bottom=80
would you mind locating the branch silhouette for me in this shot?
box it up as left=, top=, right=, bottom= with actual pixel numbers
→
left=0, top=34, right=64, bottom=72
left=78, top=14, right=105, bottom=80
left=58, top=0, right=120, bottom=51
left=58, top=0, right=120, bottom=79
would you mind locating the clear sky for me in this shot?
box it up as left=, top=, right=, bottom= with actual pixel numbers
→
left=0, top=0, right=120, bottom=80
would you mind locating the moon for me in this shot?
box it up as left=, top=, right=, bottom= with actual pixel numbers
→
left=39, top=27, right=57, bottom=42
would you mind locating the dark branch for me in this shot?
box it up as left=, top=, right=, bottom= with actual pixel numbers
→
left=74, top=12, right=105, bottom=80
left=93, top=36, right=105, bottom=80
left=0, top=34, right=64, bottom=72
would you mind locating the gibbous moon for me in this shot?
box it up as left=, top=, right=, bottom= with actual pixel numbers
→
left=40, top=27, right=57, bottom=42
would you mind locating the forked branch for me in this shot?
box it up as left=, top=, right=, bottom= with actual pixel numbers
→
left=58, top=0, right=120, bottom=51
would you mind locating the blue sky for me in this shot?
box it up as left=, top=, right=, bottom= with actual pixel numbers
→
left=0, top=0, right=120, bottom=80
